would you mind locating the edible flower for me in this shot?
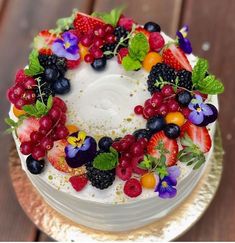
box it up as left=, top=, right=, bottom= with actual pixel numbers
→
left=52, top=31, right=79, bottom=60
left=155, top=166, right=180, bottom=199
left=176, top=25, right=192, bottom=54
left=65, top=131, right=91, bottom=158
left=188, top=95, right=213, bottom=125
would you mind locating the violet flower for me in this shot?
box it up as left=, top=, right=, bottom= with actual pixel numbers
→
left=65, top=131, right=91, bottom=158
left=155, top=166, right=180, bottom=199
left=176, top=25, right=192, bottom=54
left=188, top=95, right=213, bottom=125
left=52, top=31, right=79, bottom=60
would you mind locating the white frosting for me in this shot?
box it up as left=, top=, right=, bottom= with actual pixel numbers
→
left=10, top=31, right=219, bottom=231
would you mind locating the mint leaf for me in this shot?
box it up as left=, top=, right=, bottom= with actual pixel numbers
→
left=55, top=9, right=78, bottom=32
left=92, top=6, right=125, bottom=26
left=22, top=105, right=38, bottom=116
left=24, top=50, right=44, bottom=77
left=47, top=95, right=53, bottom=110
left=128, top=33, right=149, bottom=61
left=93, top=150, right=118, bottom=170
left=122, top=55, right=141, bottom=71
left=36, top=100, right=47, bottom=113
left=5, top=118, right=17, bottom=127
left=196, top=75, right=224, bottom=94
left=192, top=58, right=208, bottom=85
left=156, top=166, right=168, bottom=180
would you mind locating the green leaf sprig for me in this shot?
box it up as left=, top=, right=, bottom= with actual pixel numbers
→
left=92, top=6, right=125, bottom=27
left=138, top=140, right=169, bottom=179
left=178, top=133, right=206, bottom=170
left=122, top=32, right=149, bottom=71
left=93, top=147, right=119, bottom=170
left=22, top=95, right=52, bottom=118
left=5, top=115, right=28, bottom=134
left=24, top=50, right=44, bottom=77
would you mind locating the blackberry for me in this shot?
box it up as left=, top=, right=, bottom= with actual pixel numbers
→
left=102, top=43, right=116, bottom=59
left=177, top=70, right=193, bottom=90
left=114, top=26, right=129, bottom=45
left=38, top=54, right=67, bottom=75
left=86, top=162, right=115, bottom=190
left=147, top=63, right=176, bottom=94
left=34, top=79, right=55, bottom=103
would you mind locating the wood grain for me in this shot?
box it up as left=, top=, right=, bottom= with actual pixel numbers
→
left=177, top=0, right=235, bottom=241
left=93, top=0, right=183, bottom=36
left=0, top=0, right=92, bottom=241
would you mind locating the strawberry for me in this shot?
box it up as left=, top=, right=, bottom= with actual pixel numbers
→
left=147, top=131, right=179, bottom=166
left=16, top=117, right=40, bottom=143
left=162, top=44, right=192, bottom=71
left=69, top=175, right=88, bottom=192
left=33, top=30, right=56, bottom=53
left=135, top=26, right=150, bottom=39
left=181, top=121, right=212, bottom=153
left=47, top=139, right=70, bottom=173
left=73, top=12, right=105, bottom=34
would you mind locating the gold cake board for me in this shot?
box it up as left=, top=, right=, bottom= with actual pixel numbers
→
left=9, top=126, right=223, bottom=242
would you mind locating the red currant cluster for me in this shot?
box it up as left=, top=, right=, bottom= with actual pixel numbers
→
left=80, top=24, right=116, bottom=63
left=112, top=135, right=148, bottom=181
left=7, top=69, right=37, bottom=109
left=134, top=85, right=191, bottom=119
left=20, top=97, right=69, bottom=160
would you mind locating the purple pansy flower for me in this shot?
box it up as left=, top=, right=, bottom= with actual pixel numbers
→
left=52, top=31, right=80, bottom=60
left=65, top=131, right=91, bottom=159
left=188, top=95, right=213, bottom=125
left=176, top=25, right=192, bottom=54
left=155, top=166, right=180, bottom=199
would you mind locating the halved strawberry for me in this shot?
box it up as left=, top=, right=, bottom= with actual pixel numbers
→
left=69, top=175, right=88, bottom=192
left=147, top=131, right=179, bottom=166
left=73, top=12, right=105, bottom=34
left=181, top=121, right=212, bottom=153
left=47, top=139, right=70, bottom=173
left=162, top=44, right=192, bottom=71
left=33, top=30, right=57, bottom=53
left=16, top=117, right=40, bottom=142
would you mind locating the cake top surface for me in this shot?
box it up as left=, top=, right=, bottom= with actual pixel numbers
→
left=6, top=7, right=224, bottom=202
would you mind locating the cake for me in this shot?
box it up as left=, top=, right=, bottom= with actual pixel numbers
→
left=6, top=7, right=224, bottom=232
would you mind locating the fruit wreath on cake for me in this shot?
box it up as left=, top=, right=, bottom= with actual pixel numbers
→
left=6, top=7, right=224, bottom=199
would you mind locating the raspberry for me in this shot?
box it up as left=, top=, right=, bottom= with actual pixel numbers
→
left=67, top=58, right=81, bottom=69
left=69, top=175, right=88, bottom=192
left=86, top=162, right=115, bottom=190
left=116, top=165, right=132, bottom=181
left=124, top=178, right=142, bottom=198
left=15, top=69, right=27, bottom=83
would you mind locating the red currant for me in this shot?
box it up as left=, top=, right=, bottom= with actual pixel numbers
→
left=39, top=116, right=53, bottom=131
left=94, top=25, right=106, bottom=38
left=20, top=141, right=33, bottom=155
left=158, top=104, right=169, bottom=116
left=84, top=54, right=95, bottom=63
left=167, top=99, right=180, bottom=112
left=144, top=99, right=152, bottom=108
left=92, top=36, right=104, bottom=48
left=80, top=35, right=93, bottom=47
left=105, top=34, right=116, bottom=44
left=143, top=105, right=155, bottom=119
left=89, top=46, right=103, bottom=59
left=7, top=88, right=18, bottom=103
left=59, top=113, right=67, bottom=125
left=14, top=98, right=26, bottom=109
left=53, top=97, right=67, bottom=113
left=23, top=90, right=36, bottom=104
left=151, top=92, right=163, bottom=107
left=55, top=126, right=69, bottom=140
left=119, top=157, right=130, bottom=168
left=23, top=78, right=36, bottom=89
left=161, top=85, right=175, bottom=97
left=130, top=142, right=144, bottom=156
left=40, top=137, right=54, bottom=150
left=134, top=105, right=143, bottom=115
left=32, top=145, right=46, bottom=160
left=48, top=106, right=62, bottom=121
left=13, top=85, right=24, bottom=97
left=104, top=24, right=114, bottom=34
left=181, top=107, right=191, bottom=118
left=30, top=131, right=43, bottom=143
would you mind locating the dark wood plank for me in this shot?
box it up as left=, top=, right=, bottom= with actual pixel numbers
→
left=0, top=0, right=93, bottom=241
left=93, top=0, right=183, bottom=36
left=177, top=0, right=235, bottom=241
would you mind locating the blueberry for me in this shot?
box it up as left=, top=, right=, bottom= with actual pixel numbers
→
left=91, top=57, right=107, bottom=71
left=146, top=115, right=166, bottom=133
left=144, top=21, right=161, bottom=32
left=176, top=91, right=192, bottom=107
left=44, top=67, right=60, bottom=82
left=98, top=136, right=113, bottom=152
left=164, top=123, right=180, bottom=139
left=133, top=129, right=152, bottom=140
left=52, top=77, right=71, bottom=95
left=26, top=155, right=45, bottom=175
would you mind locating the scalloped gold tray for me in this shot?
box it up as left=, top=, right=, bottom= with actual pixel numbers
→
left=9, top=126, right=223, bottom=242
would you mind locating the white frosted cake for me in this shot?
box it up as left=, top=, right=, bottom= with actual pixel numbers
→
left=6, top=8, right=223, bottom=232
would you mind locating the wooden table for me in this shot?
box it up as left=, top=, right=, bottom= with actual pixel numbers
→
left=0, top=0, right=234, bottom=241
